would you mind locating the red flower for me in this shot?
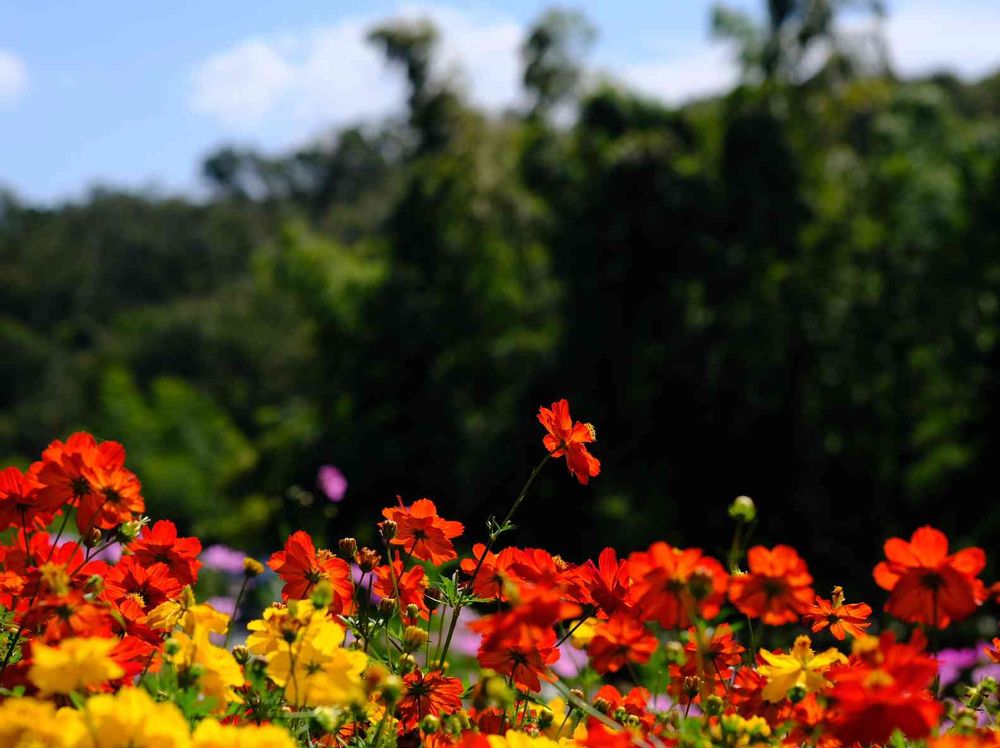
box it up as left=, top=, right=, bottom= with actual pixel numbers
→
left=34, top=432, right=100, bottom=509
left=396, top=669, right=464, bottom=731
left=803, top=586, right=872, bottom=640
left=588, top=614, right=658, bottom=674
left=873, top=526, right=985, bottom=628
left=0, top=466, right=58, bottom=532
left=626, top=541, right=728, bottom=628
left=374, top=560, right=428, bottom=623
left=583, top=547, right=632, bottom=618
left=538, top=399, right=600, bottom=485
left=459, top=543, right=519, bottom=601
left=268, top=531, right=355, bottom=614
left=827, top=632, right=942, bottom=745
left=130, top=520, right=203, bottom=587
left=75, top=440, right=144, bottom=533
left=985, top=637, right=1000, bottom=665
left=381, top=498, right=464, bottom=565
left=104, top=557, right=183, bottom=613
left=671, top=623, right=744, bottom=700
left=728, top=545, right=813, bottom=625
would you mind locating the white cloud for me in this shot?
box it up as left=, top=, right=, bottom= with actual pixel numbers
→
left=189, top=4, right=523, bottom=137
left=884, top=1, right=1000, bottom=79
left=0, top=50, right=27, bottom=107
left=618, top=42, right=738, bottom=104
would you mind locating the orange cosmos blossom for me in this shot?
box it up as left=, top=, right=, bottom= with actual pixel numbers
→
left=381, top=497, right=464, bottom=565
left=268, top=531, right=355, bottom=614
left=0, top=466, right=58, bottom=532
left=986, top=636, right=1000, bottom=664
left=395, top=669, right=464, bottom=731
left=802, top=586, right=872, bottom=640
left=587, top=613, right=658, bottom=674
left=873, top=526, right=985, bottom=628
left=626, top=541, right=728, bottom=629
left=728, top=545, right=814, bottom=625
left=537, top=399, right=601, bottom=485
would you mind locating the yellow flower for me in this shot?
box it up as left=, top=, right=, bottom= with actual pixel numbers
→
left=191, top=720, right=296, bottom=748
left=758, top=635, right=847, bottom=702
left=166, top=627, right=245, bottom=710
left=246, top=601, right=317, bottom=656
left=28, top=637, right=124, bottom=695
left=709, top=714, right=773, bottom=747
left=568, top=617, right=599, bottom=649
left=486, top=731, right=568, bottom=748
left=75, top=687, right=191, bottom=747
left=267, top=616, right=366, bottom=708
left=148, top=590, right=229, bottom=637
left=0, top=697, right=84, bottom=747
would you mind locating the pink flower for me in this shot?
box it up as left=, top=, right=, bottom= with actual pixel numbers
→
left=317, top=465, right=348, bottom=502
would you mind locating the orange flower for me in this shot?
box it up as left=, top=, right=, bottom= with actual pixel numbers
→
left=75, top=441, right=144, bottom=533
left=34, top=432, right=99, bottom=508
left=396, top=669, right=464, bottom=731
left=588, top=614, right=658, bottom=674
left=582, top=547, right=632, bottom=618
left=728, top=545, right=813, bottom=625
left=381, top=498, right=463, bottom=565
left=873, top=526, right=985, bottom=628
left=670, top=623, right=745, bottom=700
left=0, top=466, right=55, bottom=532
left=626, top=541, right=728, bottom=628
left=537, top=399, right=600, bottom=485
left=459, top=543, right=518, bottom=601
left=985, top=637, right=1000, bottom=664
left=268, top=531, right=355, bottom=614
left=374, top=559, right=428, bottom=623
left=827, top=632, right=941, bottom=745
left=803, top=587, right=872, bottom=640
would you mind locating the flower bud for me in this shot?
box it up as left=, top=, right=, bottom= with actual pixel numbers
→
left=406, top=603, right=420, bottom=620
left=310, top=579, right=334, bottom=610
left=424, top=588, right=442, bottom=612
left=338, top=537, right=358, bottom=560
left=83, top=528, right=103, bottom=548
left=398, top=653, right=417, bottom=674
left=537, top=709, right=554, bottom=729
left=420, top=715, right=440, bottom=734
left=358, top=547, right=381, bottom=572
left=243, top=557, right=265, bottom=577
left=593, top=696, right=611, bottom=714
left=313, top=707, right=341, bottom=733
left=623, top=714, right=641, bottom=729
left=704, top=694, right=724, bottom=716
left=569, top=688, right=585, bottom=702
left=115, top=519, right=144, bottom=544
left=613, top=706, right=628, bottom=722
left=381, top=675, right=403, bottom=705
left=188, top=663, right=205, bottom=680
left=163, top=638, right=181, bottom=657
left=231, top=645, right=250, bottom=665
left=728, top=495, right=756, bottom=523
left=403, top=625, right=429, bottom=651
left=377, top=597, right=397, bottom=618
left=379, top=519, right=397, bottom=542
left=682, top=675, right=701, bottom=698
left=787, top=684, right=807, bottom=704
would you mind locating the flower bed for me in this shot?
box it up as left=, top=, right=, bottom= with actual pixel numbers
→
left=0, top=400, right=997, bottom=747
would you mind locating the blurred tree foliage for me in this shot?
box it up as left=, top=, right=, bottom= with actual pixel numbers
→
left=1, top=2, right=998, bottom=594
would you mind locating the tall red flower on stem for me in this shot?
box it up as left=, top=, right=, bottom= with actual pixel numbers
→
left=803, top=586, right=872, bottom=640
left=587, top=613, right=658, bottom=674
left=873, top=526, right=985, bottom=628
left=626, top=541, right=728, bottom=628
left=537, top=399, right=600, bottom=485
left=268, top=531, right=355, bottom=614
left=396, top=669, right=464, bottom=731
left=381, top=498, right=464, bottom=565
left=728, top=545, right=813, bottom=625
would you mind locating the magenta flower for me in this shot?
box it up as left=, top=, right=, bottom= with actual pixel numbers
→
left=201, top=544, right=247, bottom=574
left=317, top=465, right=348, bottom=502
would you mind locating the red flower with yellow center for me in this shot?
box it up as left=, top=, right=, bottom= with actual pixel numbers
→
left=268, top=531, right=355, bottom=614
left=537, top=399, right=601, bottom=485
left=873, top=526, right=985, bottom=629
left=728, top=545, right=813, bottom=625
left=396, top=669, right=463, bottom=731
left=803, top=586, right=872, bottom=640
left=381, top=498, right=464, bottom=565
left=130, top=520, right=203, bottom=587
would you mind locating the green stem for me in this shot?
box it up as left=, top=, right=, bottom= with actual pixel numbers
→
left=224, top=574, right=251, bottom=648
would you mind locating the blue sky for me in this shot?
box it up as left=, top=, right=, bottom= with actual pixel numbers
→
left=2, top=1, right=998, bottom=205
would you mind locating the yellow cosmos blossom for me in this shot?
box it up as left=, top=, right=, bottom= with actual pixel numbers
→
left=569, top=617, right=599, bottom=648
left=191, top=720, right=297, bottom=748
left=28, top=637, right=124, bottom=695
left=708, top=715, right=772, bottom=747
left=486, top=730, right=571, bottom=748
left=166, top=626, right=245, bottom=710
left=758, top=635, right=847, bottom=702
left=0, top=697, right=84, bottom=747
left=246, top=600, right=318, bottom=656
left=267, top=617, right=367, bottom=708
left=148, top=589, right=229, bottom=637
left=74, top=687, right=191, bottom=748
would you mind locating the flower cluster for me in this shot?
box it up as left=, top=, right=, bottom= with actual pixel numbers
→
left=0, top=398, right=997, bottom=747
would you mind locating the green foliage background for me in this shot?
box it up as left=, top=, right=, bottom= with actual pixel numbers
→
left=2, top=2, right=998, bottom=593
